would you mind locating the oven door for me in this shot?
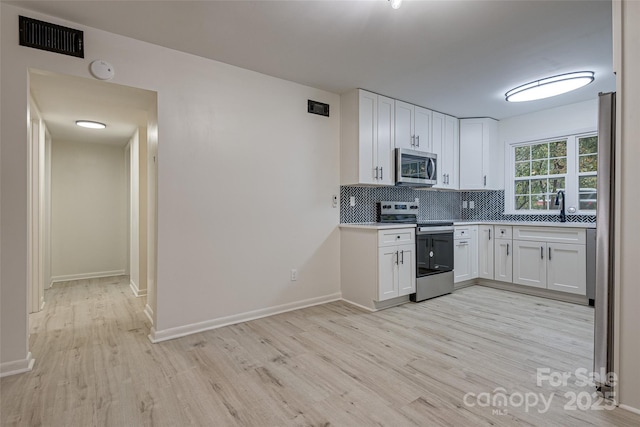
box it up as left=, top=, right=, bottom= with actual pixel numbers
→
left=416, top=231, right=454, bottom=277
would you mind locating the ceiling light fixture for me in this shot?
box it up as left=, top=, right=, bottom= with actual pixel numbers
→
left=75, top=120, right=106, bottom=129
left=389, top=0, right=402, bottom=9
left=505, top=71, right=595, bottom=102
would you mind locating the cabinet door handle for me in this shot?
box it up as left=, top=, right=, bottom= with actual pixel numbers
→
left=447, top=174, right=450, bottom=184
left=395, top=251, right=399, bottom=265
left=411, top=135, right=415, bottom=147
left=459, top=241, right=469, bottom=245
left=541, top=246, right=544, bottom=259
left=484, top=175, right=487, bottom=187
left=380, top=167, right=383, bottom=180
left=507, top=243, right=509, bottom=256
left=549, top=247, right=552, bottom=260
left=374, top=166, right=379, bottom=179
left=488, top=229, right=491, bottom=240
left=416, top=135, right=420, bottom=147
left=400, top=250, right=404, bottom=264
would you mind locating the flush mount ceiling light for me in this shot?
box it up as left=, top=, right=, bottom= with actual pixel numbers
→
left=505, top=71, right=595, bottom=102
left=389, top=0, right=402, bottom=9
left=75, top=120, right=106, bottom=129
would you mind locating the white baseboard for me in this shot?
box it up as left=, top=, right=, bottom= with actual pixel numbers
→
left=51, top=270, right=126, bottom=283
left=475, top=279, right=589, bottom=305
left=0, top=352, right=35, bottom=378
left=129, top=280, right=147, bottom=297
left=340, top=298, right=376, bottom=312
left=620, top=404, right=640, bottom=415
left=148, top=292, right=342, bottom=343
left=144, top=304, right=154, bottom=325
left=340, top=295, right=411, bottom=312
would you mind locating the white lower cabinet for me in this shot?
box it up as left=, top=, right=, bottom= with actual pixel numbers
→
left=378, top=243, right=415, bottom=300
left=547, top=243, right=586, bottom=294
left=512, top=227, right=586, bottom=295
left=513, top=240, right=547, bottom=289
left=478, top=225, right=494, bottom=279
left=494, top=239, right=513, bottom=283
left=340, top=226, right=417, bottom=311
left=454, top=226, right=477, bottom=283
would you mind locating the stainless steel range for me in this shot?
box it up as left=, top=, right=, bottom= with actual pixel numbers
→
left=378, top=201, right=454, bottom=302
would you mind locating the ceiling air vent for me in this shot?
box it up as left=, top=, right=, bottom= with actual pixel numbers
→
left=19, top=16, right=84, bottom=58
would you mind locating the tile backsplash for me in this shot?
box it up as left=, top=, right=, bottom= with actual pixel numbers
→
left=340, top=186, right=596, bottom=224
left=339, top=186, right=461, bottom=223
left=460, top=190, right=596, bottom=223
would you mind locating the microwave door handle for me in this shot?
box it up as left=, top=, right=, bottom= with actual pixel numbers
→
left=429, top=158, right=436, bottom=180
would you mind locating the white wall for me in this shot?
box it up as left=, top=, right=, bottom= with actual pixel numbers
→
left=50, top=140, right=127, bottom=281
left=127, top=131, right=140, bottom=293
left=138, top=126, right=148, bottom=297
left=126, top=128, right=148, bottom=297
left=1, top=2, right=340, bottom=372
left=497, top=100, right=599, bottom=210
left=498, top=99, right=598, bottom=146
left=616, top=0, right=640, bottom=413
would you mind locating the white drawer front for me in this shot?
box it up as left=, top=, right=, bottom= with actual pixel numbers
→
left=378, top=229, right=415, bottom=247
left=513, top=226, right=586, bottom=244
left=454, top=227, right=471, bottom=239
left=495, top=226, right=513, bottom=240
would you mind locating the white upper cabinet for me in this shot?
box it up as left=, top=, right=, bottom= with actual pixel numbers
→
left=432, top=112, right=459, bottom=190
left=459, top=118, right=500, bottom=190
left=341, top=89, right=395, bottom=186
left=395, top=100, right=432, bottom=152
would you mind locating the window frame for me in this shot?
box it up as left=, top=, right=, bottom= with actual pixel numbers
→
left=504, top=129, right=597, bottom=215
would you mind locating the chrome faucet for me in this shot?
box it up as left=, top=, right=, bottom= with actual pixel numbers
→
left=555, top=190, right=566, bottom=222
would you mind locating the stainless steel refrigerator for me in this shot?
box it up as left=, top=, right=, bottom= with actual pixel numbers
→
left=594, top=91, right=616, bottom=397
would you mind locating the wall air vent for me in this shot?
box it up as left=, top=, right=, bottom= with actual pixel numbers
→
left=19, top=16, right=84, bottom=58
left=308, top=100, right=330, bottom=117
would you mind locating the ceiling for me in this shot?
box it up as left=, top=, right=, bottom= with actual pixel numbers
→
left=29, top=70, right=156, bottom=146
left=14, top=0, right=614, bottom=123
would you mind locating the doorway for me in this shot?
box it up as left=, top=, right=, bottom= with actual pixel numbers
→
left=27, top=69, right=158, bottom=328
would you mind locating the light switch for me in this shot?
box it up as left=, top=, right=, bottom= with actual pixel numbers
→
left=349, top=196, right=356, bottom=207
left=462, top=201, right=468, bottom=209
left=469, top=201, right=475, bottom=209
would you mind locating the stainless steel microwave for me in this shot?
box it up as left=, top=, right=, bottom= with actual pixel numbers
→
left=395, top=148, right=437, bottom=187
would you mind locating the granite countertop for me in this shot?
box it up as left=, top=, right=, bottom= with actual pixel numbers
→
left=453, top=220, right=596, bottom=229
left=339, top=223, right=417, bottom=230
left=340, top=221, right=595, bottom=229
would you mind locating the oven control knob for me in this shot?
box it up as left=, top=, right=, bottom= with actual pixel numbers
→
left=429, top=251, right=434, bottom=257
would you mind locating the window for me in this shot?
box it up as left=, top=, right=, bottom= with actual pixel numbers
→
left=514, top=140, right=567, bottom=211
left=578, top=136, right=597, bottom=211
left=507, top=132, right=597, bottom=214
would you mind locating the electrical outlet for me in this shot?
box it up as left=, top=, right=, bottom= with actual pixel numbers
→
left=462, top=201, right=468, bottom=209
left=290, top=269, right=298, bottom=281
left=469, top=201, right=475, bottom=209
left=332, top=194, right=338, bottom=208
left=350, top=196, right=356, bottom=207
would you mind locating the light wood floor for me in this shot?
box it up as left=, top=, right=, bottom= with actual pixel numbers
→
left=2, top=277, right=639, bottom=426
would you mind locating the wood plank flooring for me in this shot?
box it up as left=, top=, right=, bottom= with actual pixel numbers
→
left=2, top=276, right=640, bottom=426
